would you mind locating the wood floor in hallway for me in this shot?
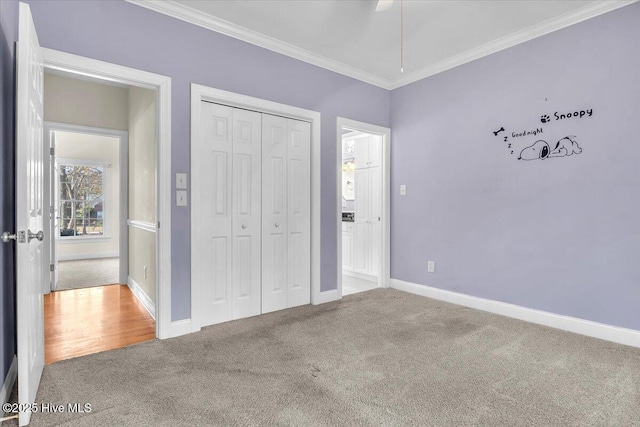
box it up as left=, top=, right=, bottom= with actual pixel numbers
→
left=45, top=284, right=156, bottom=364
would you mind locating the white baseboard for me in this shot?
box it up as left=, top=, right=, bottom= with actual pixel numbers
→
left=169, top=319, right=195, bottom=338
left=127, top=276, right=156, bottom=320
left=390, top=279, right=640, bottom=349
left=342, top=270, right=377, bottom=282
left=312, top=289, right=339, bottom=305
left=58, top=251, right=119, bottom=261
left=0, top=356, right=17, bottom=411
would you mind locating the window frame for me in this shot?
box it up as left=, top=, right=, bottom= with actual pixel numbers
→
left=56, top=158, right=111, bottom=242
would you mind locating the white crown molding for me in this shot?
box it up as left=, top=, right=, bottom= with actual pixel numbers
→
left=126, top=0, right=637, bottom=90
left=125, top=0, right=393, bottom=89
left=390, top=0, right=637, bottom=89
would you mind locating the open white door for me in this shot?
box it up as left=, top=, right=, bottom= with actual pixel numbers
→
left=17, top=2, right=45, bottom=425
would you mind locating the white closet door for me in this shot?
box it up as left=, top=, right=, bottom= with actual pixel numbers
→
left=286, top=119, right=311, bottom=308
left=354, top=135, right=370, bottom=169
left=232, top=109, right=262, bottom=319
left=368, top=135, right=383, bottom=168
left=196, top=102, right=233, bottom=326
left=262, top=114, right=288, bottom=313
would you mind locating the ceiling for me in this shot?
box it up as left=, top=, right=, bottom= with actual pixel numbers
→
left=129, top=0, right=635, bottom=89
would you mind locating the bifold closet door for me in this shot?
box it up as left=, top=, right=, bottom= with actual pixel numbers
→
left=231, top=108, right=262, bottom=320
left=195, top=102, right=261, bottom=327
left=262, top=114, right=311, bottom=313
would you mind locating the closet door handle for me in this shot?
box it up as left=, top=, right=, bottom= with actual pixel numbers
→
left=275, top=223, right=279, bottom=228
left=241, top=224, right=247, bottom=229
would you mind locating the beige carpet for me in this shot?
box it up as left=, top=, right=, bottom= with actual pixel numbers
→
left=56, top=258, right=120, bottom=290
left=4, top=289, right=640, bottom=426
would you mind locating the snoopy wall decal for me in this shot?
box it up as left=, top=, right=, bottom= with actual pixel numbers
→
left=518, top=136, right=582, bottom=160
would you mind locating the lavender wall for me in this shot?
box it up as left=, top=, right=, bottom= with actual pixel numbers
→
left=0, top=0, right=18, bottom=383
left=390, top=3, right=640, bottom=330
left=24, top=0, right=390, bottom=321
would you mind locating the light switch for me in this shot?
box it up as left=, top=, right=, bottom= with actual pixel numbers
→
left=176, top=190, right=188, bottom=207
left=400, top=185, right=407, bottom=196
left=176, top=173, right=188, bottom=189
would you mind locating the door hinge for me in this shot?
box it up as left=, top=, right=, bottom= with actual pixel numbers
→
left=50, top=206, right=55, bottom=214
left=50, top=147, right=55, bottom=156
left=157, top=221, right=160, bottom=229
left=50, top=264, right=55, bottom=272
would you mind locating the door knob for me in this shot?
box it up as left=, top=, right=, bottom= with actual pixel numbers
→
left=27, top=230, right=44, bottom=242
left=241, top=224, right=247, bottom=229
left=1, top=232, right=16, bottom=243
left=275, top=223, right=279, bottom=228
left=1, top=230, right=41, bottom=243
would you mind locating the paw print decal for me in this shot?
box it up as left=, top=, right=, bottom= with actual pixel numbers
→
left=540, top=114, right=550, bottom=124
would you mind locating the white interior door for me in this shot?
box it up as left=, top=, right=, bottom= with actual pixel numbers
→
left=195, top=102, right=233, bottom=326
left=231, top=109, right=262, bottom=319
left=286, top=119, right=310, bottom=308
left=261, top=114, right=288, bottom=314
left=16, top=3, right=45, bottom=425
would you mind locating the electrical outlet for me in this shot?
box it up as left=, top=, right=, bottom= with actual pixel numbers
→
left=400, top=185, right=407, bottom=196
left=144, top=266, right=147, bottom=279
left=427, top=261, right=435, bottom=273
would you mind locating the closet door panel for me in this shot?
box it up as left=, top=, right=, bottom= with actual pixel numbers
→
left=354, top=135, right=370, bottom=169
left=196, top=102, right=233, bottom=326
left=287, top=119, right=311, bottom=308
left=354, top=222, right=370, bottom=274
left=232, top=109, right=262, bottom=320
left=354, top=168, right=370, bottom=222
left=262, top=114, right=288, bottom=314
left=368, top=135, right=383, bottom=168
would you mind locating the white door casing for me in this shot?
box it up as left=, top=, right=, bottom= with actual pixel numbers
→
left=16, top=3, right=45, bottom=425
left=336, top=117, right=391, bottom=299
left=41, top=48, right=172, bottom=339
left=191, top=84, right=323, bottom=332
left=43, top=122, right=129, bottom=292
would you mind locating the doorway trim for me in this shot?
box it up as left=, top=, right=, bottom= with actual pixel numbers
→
left=43, top=122, right=129, bottom=293
left=336, top=117, right=391, bottom=298
left=190, top=83, right=321, bottom=332
left=42, top=48, right=173, bottom=339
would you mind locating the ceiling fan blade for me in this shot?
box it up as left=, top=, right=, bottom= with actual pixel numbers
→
left=375, top=0, right=394, bottom=12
